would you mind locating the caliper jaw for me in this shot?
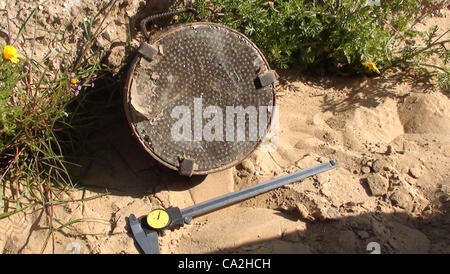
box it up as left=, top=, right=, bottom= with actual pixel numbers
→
left=129, top=214, right=160, bottom=254
left=128, top=207, right=185, bottom=254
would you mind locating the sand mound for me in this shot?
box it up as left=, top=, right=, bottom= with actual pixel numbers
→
left=398, top=92, right=450, bottom=135
left=344, top=98, right=404, bottom=150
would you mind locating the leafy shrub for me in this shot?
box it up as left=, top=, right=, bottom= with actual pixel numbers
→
left=178, top=0, right=449, bottom=79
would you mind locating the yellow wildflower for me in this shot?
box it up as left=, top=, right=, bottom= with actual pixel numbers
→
left=3, top=45, right=20, bottom=64
left=362, top=61, right=380, bottom=74
left=70, top=78, right=78, bottom=84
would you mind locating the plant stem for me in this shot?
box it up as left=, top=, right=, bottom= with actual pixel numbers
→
left=418, top=62, right=448, bottom=73
left=73, top=0, right=117, bottom=71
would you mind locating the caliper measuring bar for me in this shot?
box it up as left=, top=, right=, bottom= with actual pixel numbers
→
left=129, top=160, right=338, bottom=254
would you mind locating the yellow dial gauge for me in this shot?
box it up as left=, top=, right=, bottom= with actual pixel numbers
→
left=146, top=209, right=171, bottom=230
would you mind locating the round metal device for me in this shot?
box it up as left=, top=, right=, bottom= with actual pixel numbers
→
left=124, top=22, right=276, bottom=175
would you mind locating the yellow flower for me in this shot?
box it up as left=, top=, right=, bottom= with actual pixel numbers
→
left=70, top=78, right=78, bottom=84
left=3, top=45, right=20, bottom=64
left=362, top=61, right=380, bottom=74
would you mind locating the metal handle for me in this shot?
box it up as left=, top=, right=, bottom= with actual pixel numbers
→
left=140, top=8, right=201, bottom=39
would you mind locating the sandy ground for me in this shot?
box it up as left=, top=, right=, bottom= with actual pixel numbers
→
left=0, top=1, right=449, bottom=254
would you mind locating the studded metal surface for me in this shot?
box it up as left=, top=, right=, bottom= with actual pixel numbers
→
left=125, top=22, right=276, bottom=174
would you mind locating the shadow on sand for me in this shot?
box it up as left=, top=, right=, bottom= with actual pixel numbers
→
left=208, top=202, right=449, bottom=254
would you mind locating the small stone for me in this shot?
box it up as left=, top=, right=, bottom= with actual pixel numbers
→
left=372, top=159, right=388, bottom=173
left=102, top=30, right=112, bottom=41
left=361, top=166, right=371, bottom=174
left=318, top=157, right=327, bottom=163
left=361, top=157, right=370, bottom=166
left=296, top=203, right=312, bottom=220
left=241, top=160, right=255, bottom=174
left=366, top=174, right=389, bottom=196
left=390, top=188, right=413, bottom=211
left=313, top=204, right=340, bottom=220
left=385, top=145, right=393, bottom=155
left=409, top=167, right=422, bottom=179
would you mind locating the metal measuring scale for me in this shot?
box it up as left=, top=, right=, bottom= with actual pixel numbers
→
left=129, top=160, right=338, bottom=254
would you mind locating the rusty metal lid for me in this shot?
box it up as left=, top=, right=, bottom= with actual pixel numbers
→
left=124, top=22, right=276, bottom=176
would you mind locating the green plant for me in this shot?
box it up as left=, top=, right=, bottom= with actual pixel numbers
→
left=438, top=66, right=450, bottom=92
left=0, top=1, right=118, bottom=252
left=178, top=0, right=449, bottom=81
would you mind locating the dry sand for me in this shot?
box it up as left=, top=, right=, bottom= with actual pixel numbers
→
left=0, top=1, right=448, bottom=254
